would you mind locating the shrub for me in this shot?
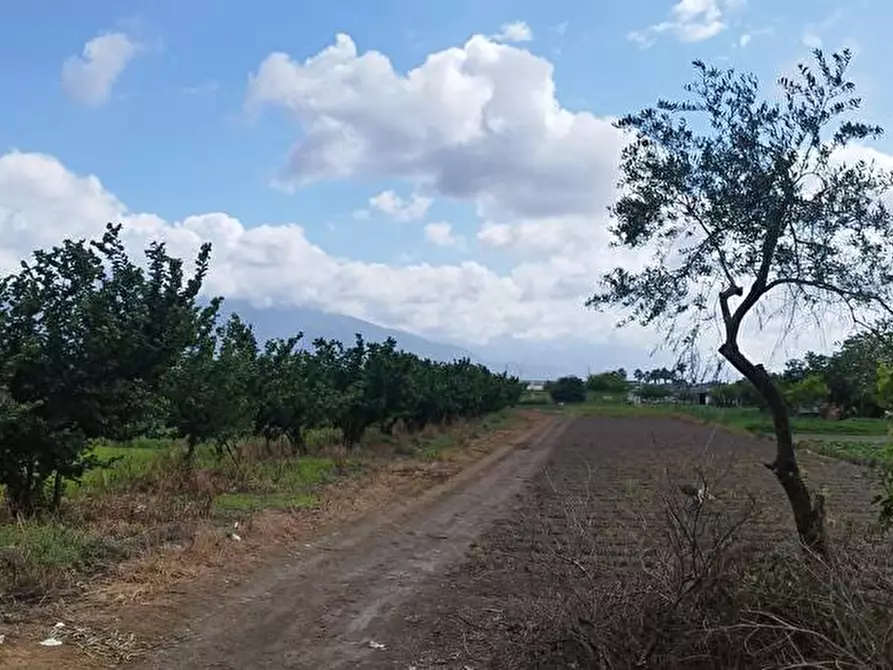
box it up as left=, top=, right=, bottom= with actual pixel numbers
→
left=545, top=376, right=587, bottom=404
left=586, top=369, right=629, bottom=394
left=519, top=469, right=893, bottom=669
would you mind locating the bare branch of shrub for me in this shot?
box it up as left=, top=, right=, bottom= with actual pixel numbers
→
left=520, top=438, right=893, bottom=669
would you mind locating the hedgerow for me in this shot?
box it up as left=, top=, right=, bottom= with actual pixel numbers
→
left=0, top=224, right=524, bottom=516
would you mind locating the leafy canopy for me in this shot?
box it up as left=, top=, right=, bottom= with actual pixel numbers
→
left=589, top=49, right=893, bottom=352
left=546, top=376, right=587, bottom=404
left=0, top=223, right=212, bottom=514
left=783, top=373, right=829, bottom=411
left=0, top=224, right=527, bottom=515
left=586, top=369, right=629, bottom=393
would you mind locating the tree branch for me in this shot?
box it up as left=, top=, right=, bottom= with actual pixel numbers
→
left=728, top=182, right=796, bottom=338
left=763, top=277, right=893, bottom=315
left=681, top=195, right=737, bottom=288
left=719, top=284, right=743, bottom=331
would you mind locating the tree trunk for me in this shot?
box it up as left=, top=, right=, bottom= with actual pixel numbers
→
left=720, top=342, right=828, bottom=555
left=380, top=417, right=397, bottom=436
left=5, top=459, right=37, bottom=519
left=184, top=436, right=198, bottom=465
left=5, top=480, right=25, bottom=519
left=52, top=471, right=64, bottom=512
left=288, top=429, right=306, bottom=457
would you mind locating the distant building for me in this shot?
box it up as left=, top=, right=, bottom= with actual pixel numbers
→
left=524, top=380, right=546, bottom=392
left=627, top=381, right=725, bottom=405
left=690, top=382, right=721, bottom=405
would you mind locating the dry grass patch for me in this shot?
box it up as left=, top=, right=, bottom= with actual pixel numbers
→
left=0, top=409, right=541, bottom=668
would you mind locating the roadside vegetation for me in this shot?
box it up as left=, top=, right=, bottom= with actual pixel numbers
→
left=0, top=224, right=525, bottom=607
left=526, top=387, right=888, bottom=435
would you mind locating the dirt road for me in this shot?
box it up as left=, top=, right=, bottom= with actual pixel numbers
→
left=132, top=415, right=571, bottom=669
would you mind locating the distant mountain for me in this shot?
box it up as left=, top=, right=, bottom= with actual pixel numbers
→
left=217, top=300, right=500, bottom=368
left=214, top=300, right=658, bottom=381
left=472, top=335, right=673, bottom=379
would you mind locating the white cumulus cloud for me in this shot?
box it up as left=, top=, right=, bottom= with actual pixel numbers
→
left=424, top=222, right=464, bottom=248
left=0, top=151, right=639, bottom=347
left=629, top=0, right=744, bottom=47
left=245, top=32, right=624, bottom=220
left=476, top=216, right=617, bottom=259
left=493, top=21, right=533, bottom=43
left=369, top=190, right=432, bottom=221
left=61, top=32, right=140, bottom=106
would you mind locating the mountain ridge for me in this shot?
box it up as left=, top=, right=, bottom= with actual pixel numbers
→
left=214, top=300, right=660, bottom=380
left=215, top=300, right=568, bottom=378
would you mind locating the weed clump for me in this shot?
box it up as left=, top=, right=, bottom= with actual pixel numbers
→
left=518, top=468, right=893, bottom=669
left=0, top=523, right=114, bottom=599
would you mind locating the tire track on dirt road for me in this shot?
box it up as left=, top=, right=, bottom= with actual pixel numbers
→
left=132, top=414, right=572, bottom=670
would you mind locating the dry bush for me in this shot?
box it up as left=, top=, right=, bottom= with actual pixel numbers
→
left=528, top=459, right=893, bottom=669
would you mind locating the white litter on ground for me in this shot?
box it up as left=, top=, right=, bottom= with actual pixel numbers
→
left=38, top=622, right=67, bottom=646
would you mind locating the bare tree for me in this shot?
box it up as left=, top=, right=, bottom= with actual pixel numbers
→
left=588, top=49, right=893, bottom=554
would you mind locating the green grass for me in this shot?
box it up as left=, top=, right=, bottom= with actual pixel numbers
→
left=212, top=456, right=338, bottom=514
left=479, top=407, right=516, bottom=429
left=73, top=430, right=344, bottom=496
left=800, top=439, right=893, bottom=468
left=57, top=411, right=521, bottom=514
left=585, top=391, right=629, bottom=404
left=72, top=437, right=218, bottom=495
left=1, top=411, right=524, bottom=602
left=569, top=401, right=889, bottom=437
left=249, top=456, right=338, bottom=488
left=417, top=433, right=456, bottom=460
left=519, top=390, right=553, bottom=406
left=77, top=443, right=169, bottom=492
left=0, top=522, right=110, bottom=597
left=787, top=416, right=888, bottom=436
left=305, top=427, right=341, bottom=449
left=73, top=440, right=341, bottom=514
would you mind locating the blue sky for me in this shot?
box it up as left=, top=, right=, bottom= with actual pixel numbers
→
left=0, top=0, right=889, bottom=365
